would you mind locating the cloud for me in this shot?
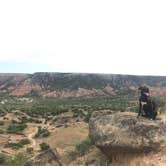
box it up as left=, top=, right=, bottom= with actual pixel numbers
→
left=0, top=0, right=166, bottom=75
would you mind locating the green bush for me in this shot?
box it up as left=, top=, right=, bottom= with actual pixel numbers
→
left=7, top=124, right=27, bottom=134
left=4, top=153, right=28, bottom=166
left=40, top=143, right=50, bottom=151
left=75, top=137, right=92, bottom=155
left=66, top=137, right=92, bottom=160
left=19, top=139, right=30, bottom=145
left=153, top=97, right=166, bottom=114
left=7, top=139, right=30, bottom=149
left=0, top=153, right=6, bottom=164
left=83, top=112, right=91, bottom=123
left=26, top=147, right=33, bottom=154
left=0, top=121, right=4, bottom=126
left=35, top=127, right=50, bottom=138
left=0, top=129, right=4, bottom=134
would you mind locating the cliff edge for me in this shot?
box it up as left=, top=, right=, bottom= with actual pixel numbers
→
left=89, top=111, right=166, bottom=166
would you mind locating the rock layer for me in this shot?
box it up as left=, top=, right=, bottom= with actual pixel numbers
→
left=2, top=73, right=166, bottom=97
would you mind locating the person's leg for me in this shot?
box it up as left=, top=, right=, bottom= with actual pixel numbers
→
left=138, top=99, right=143, bottom=117
left=143, top=104, right=149, bottom=118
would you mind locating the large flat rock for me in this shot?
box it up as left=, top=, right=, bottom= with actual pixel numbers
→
left=89, top=111, right=166, bottom=157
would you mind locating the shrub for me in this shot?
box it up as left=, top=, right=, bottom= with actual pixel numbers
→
left=6, top=142, right=22, bottom=149
left=0, top=129, right=4, bottom=134
left=84, top=112, right=91, bottom=123
left=26, top=147, right=33, bottom=154
left=0, top=153, right=6, bottom=164
left=4, top=153, right=28, bottom=166
left=0, top=121, right=4, bottom=126
left=7, top=139, right=30, bottom=149
left=19, top=139, right=30, bottom=145
left=35, top=127, right=50, bottom=138
left=40, top=143, right=50, bottom=151
left=7, top=124, right=27, bottom=134
left=75, top=137, right=92, bottom=155
left=66, top=137, right=93, bottom=160
left=153, top=97, right=166, bottom=114
left=32, top=119, right=42, bottom=123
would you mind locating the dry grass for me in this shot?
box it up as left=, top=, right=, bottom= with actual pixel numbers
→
left=37, top=122, right=89, bottom=154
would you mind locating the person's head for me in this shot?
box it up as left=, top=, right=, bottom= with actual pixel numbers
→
left=138, top=86, right=143, bottom=91
left=138, top=86, right=149, bottom=93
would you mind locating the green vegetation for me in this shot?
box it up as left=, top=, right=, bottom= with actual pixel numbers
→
left=31, top=73, right=166, bottom=91
left=0, top=121, right=4, bottom=126
left=32, top=73, right=113, bottom=90
left=26, top=147, right=33, bottom=154
left=0, top=153, right=6, bottom=165
left=0, top=95, right=139, bottom=121
left=0, top=129, right=4, bottom=134
left=153, top=96, right=166, bottom=114
left=4, top=153, right=28, bottom=166
left=1, top=73, right=166, bottom=118
left=40, top=143, right=50, bottom=151
left=7, top=124, right=27, bottom=134
left=2, top=74, right=166, bottom=165
left=66, top=137, right=93, bottom=160
left=30, top=95, right=138, bottom=120
left=35, top=127, right=50, bottom=138
left=1, top=94, right=166, bottom=124
left=7, top=139, right=30, bottom=149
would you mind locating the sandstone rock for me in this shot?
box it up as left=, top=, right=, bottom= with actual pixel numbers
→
left=103, top=85, right=116, bottom=95
left=24, top=148, right=63, bottom=166
left=89, top=111, right=166, bottom=157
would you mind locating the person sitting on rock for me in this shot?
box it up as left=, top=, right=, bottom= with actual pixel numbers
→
left=137, top=86, right=157, bottom=120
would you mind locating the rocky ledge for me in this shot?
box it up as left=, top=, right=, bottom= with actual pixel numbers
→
left=89, top=111, right=166, bottom=166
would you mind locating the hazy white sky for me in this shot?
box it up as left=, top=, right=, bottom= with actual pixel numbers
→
left=0, top=0, right=166, bottom=75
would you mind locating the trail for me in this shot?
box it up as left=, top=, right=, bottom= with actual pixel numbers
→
left=25, top=124, right=38, bottom=148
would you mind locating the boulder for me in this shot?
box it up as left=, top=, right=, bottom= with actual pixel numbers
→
left=89, top=111, right=166, bottom=157
left=24, top=148, right=63, bottom=166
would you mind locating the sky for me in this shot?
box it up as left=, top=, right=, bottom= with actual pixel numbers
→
left=0, top=0, right=166, bottom=75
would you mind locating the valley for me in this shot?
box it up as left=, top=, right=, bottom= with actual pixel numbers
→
left=1, top=73, right=166, bottom=165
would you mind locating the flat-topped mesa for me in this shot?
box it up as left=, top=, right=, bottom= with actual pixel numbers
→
left=89, top=111, right=166, bottom=158
left=2, top=73, right=166, bottom=97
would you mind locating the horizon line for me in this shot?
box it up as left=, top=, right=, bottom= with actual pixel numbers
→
left=0, top=72, right=166, bottom=77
